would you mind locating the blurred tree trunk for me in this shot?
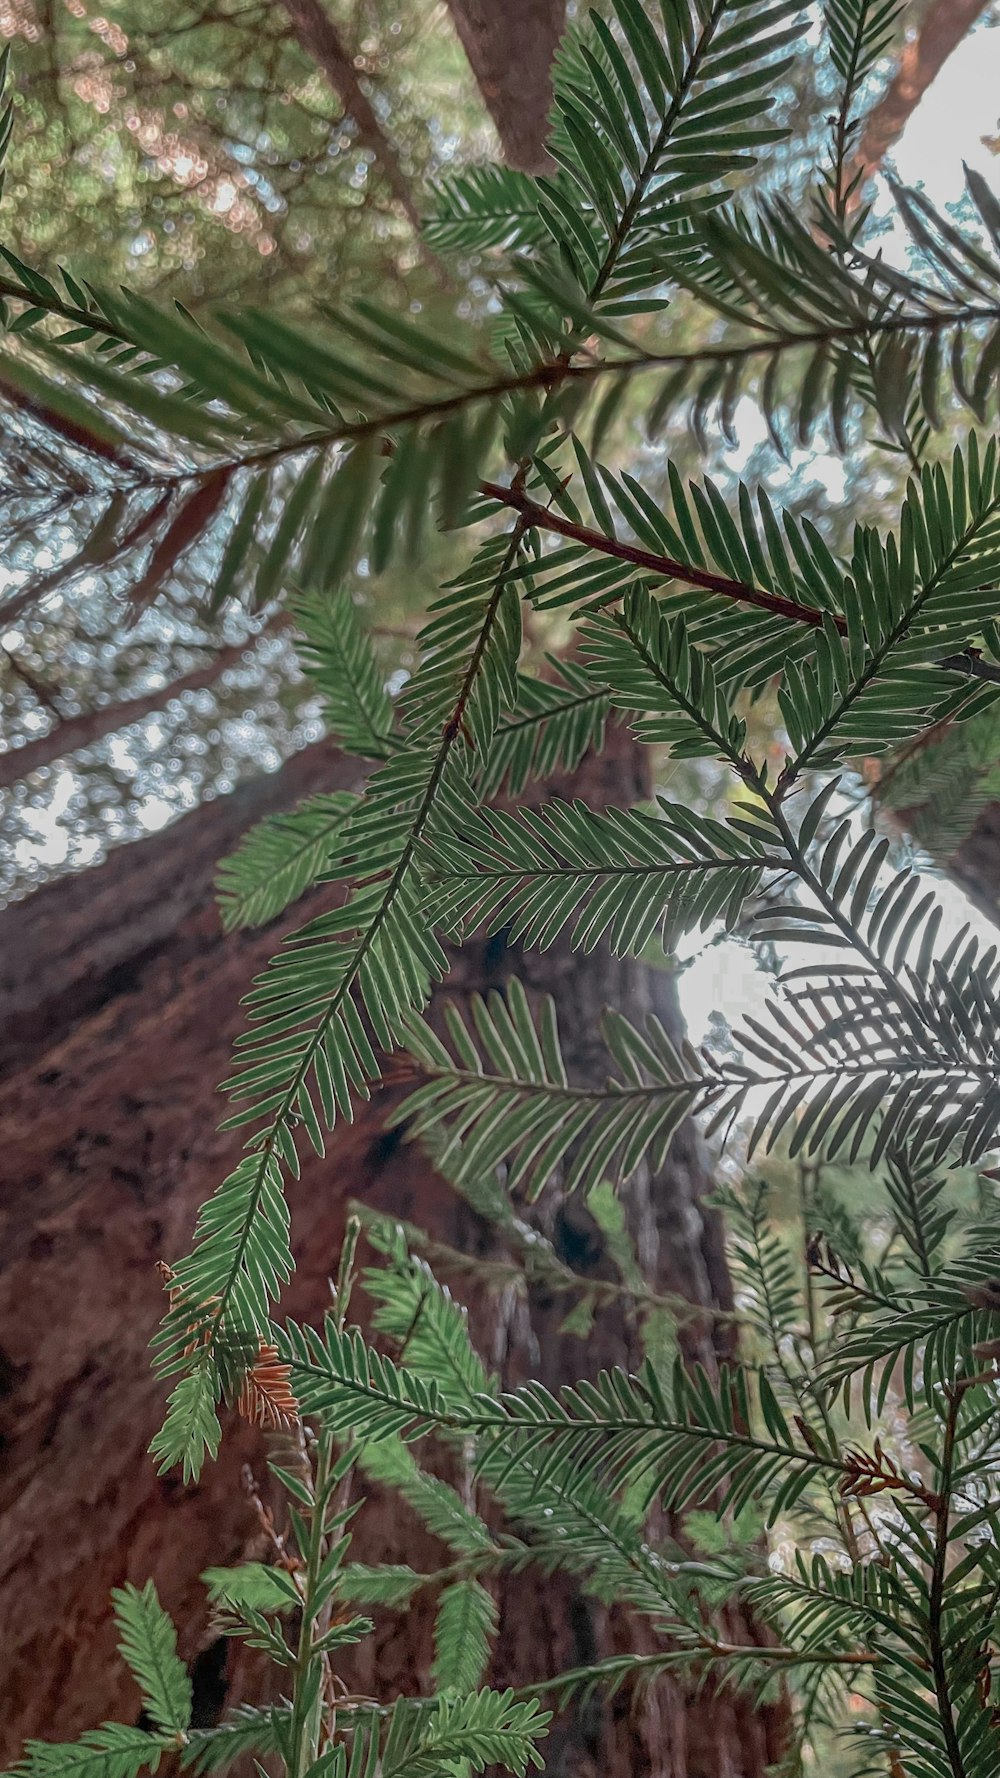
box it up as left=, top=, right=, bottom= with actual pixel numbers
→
left=278, top=0, right=565, bottom=190
left=445, top=0, right=566, bottom=172
left=873, top=716, right=1000, bottom=929
left=278, top=0, right=426, bottom=235
left=0, top=726, right=788, bottom=1777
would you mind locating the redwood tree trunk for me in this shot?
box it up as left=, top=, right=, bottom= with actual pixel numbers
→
left=445, top=0, right=566, bottom=173
left=0, top=729, right=786, bottom=1776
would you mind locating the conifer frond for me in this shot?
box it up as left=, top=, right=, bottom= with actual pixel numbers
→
left=201, top=1563, right=301, bottom=1614
left=154, top=531, right=524, bottom=1476
left=362, top=1235, right=489, bottom=1402
left=334, top=1563, right=427, bottom=1608
left=823, top=0, right=900, bottom=127
left=425, top=166, right=548, bottom=255
left=431, top=1581, right=497, bottom=1695
left=517, top=1640, right=870, bottom=1709
left=504, top=439, right=1000, bottom=715
left=150, top=1150, right=291, bottom=1473
left=883, top=1156, right=951, bottom=1276
left=10, top=1727, right=170, bottom=1778
left=589, top=449, right=847, bottom=637
left=203, top=1601, right=297, bottom=1667
left=739, top=1552, right=917, bottom=1654
left=394, top=977, right=703, bottom=1200
left=111, top=1582, right=192, bottom=1739
left=816, top=1243, right=1000, bottom=1409
left=423, top=795, right=774, bottom=955
left=478, top=1436, right=695, bottom=1619
left=528, top=0, right=806, bottom=322
left=716, top=1178, right=801, bottom=1361
left=877, top=704, right=1000, bottom=860
left=499, top=458, right=836, bottom=690
left=215, top=793, right=356, bottom=932
left=355, top=1438, right=498, bottom=1558
left=0, top=0, right=906, bottom=618
left=14, top=173, right=1000, bottom=621
left=284, top=1321, right=846, bottom=1525
left=236, top=1341, right=299, bottom=1429
left=484, top=1359, right=843, bottom=1524
left=19, top=10, right=1000, bottom=1771
left=822, top=0, right=900, bottom=152
left=822, top=0, right=901, bottom=221
left=0, top=45, right=13, bottom=200
left=655, top=180, right=1000, bottom=447
left=583, top=587, right=749, bottom=763
left=148, top=1365, right=222, bottom=1483
left=0, top=286, right=517, bottom=612
left=723, top=806, right=1000, bottom=1167
left=775, top=439, right=1000, bottom=780
left=375, top=1689, right=549, bottom=1778
left=181, top=1707, right=287, bottom=1775
left=281, top=1316, right=456, bottom=1445
left=291, top=590, right=396, bottom=760
left=720, top=970, right=1000, bottom=1172
left=478, top=661, right=610, bottom=798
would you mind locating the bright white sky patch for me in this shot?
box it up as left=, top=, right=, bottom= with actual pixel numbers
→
left=891, top=21, right=1000, bottom=208
left=678, top=866, right=1000, bottom=1046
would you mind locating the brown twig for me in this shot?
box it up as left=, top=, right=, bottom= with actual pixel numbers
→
left=480, top=479, right=1000, bottom=689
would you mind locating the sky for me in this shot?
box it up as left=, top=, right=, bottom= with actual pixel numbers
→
left=891, top=17, right=1000, bottom=208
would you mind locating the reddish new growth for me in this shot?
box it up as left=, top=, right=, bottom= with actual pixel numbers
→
left=238, top=1343, right=300, bottom=1429
left=156, top=1260, right=299, bottom=1429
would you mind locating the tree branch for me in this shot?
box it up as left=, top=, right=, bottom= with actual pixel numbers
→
left=480, top=479, right=1000, bottom=688
left=0, top=624, right=286, bottom=792
left=278, top=0, right=426, bottom=238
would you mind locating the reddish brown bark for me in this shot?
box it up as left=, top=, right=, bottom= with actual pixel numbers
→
left=927, top=801, right=1000, bottom=928
left=445, top=0, right=566, bottom=174
left=0, top=729, right=787, bottom=1776
left=874, top=722, right=1000, bottom=930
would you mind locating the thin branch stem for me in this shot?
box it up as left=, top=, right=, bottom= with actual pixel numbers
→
left=347, top=1201, right=745, bottom=1327
left=482, top=482, right=1000, bottom=690
left=512, top=1641, right=883, bottom=1703
left=929, top=1387, right=967, bottom=1778
left=287, top=1429, right=335, bottom=1778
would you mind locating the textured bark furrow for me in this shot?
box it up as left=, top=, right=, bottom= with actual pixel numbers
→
left=0, top=741, right=349, bottom=1081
